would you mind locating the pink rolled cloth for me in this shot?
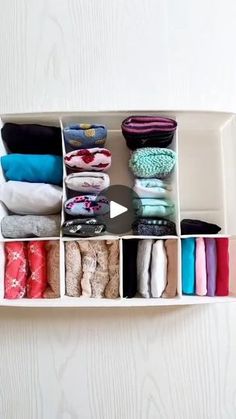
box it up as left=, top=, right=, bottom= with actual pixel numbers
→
left=195, top=237, right=207, bottom=296
left=64, top=148, right=111, bottom=172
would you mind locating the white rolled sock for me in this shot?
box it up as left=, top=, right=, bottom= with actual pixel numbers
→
left=137, top=239, right=154, bottom=298
left=151, top=240, right=167, bottom=298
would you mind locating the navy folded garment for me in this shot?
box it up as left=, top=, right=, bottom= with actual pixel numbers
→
left=123, top=239, right=138, bottom=298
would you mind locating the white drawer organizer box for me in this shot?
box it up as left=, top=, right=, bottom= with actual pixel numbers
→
left=0, top=111, right=236, bottom=307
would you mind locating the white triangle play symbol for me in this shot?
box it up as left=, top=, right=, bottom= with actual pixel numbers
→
left=110, top=200, right=128, bottom=219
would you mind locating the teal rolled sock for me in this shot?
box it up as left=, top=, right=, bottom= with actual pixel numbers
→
left=182, top=238, right=196, bottom=294
left=129, top=147, right=176, bottom=178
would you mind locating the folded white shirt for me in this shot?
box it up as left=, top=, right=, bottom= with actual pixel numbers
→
left=0, top=181, right=62, bottom=215
left=151, top=240, right=167, bottom=297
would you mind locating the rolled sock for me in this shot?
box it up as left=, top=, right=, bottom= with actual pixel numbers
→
left=27, top=241, right=47, bottom=298
left=195, top=238, right=207, bottom=296
left=181, top=219, right=221, bottom=235
left=121, top=116, right=177, bottom=150
left=65, top=241, right=82, bottom=297
left=1, top=154, right=63, bottom=185
left=104, top=240, right=119, bottom=299
left=4, top=242, right=27, bottom=299
left=92, top=241, right=109, bottom=298
left=137, top=239, right=154, bottom=298
left=132, top=218, right=176, bottom=236
left=0, top=181, right=62, bottom=215
left=64, top=123, right=107, bottom=150
left=133, top=178, right=172, bottom=198
left=64, top=195, right=109, bottom=216
left=1, top=215, right=61, bottom=238
left=182, top=238, right=195, bottom=295
left=162, top=240, right=178, bottom=298
left=1, top=123, right=62, bottom=155
left=64, top=148, right=111, bottom=172
left=62, top=218, right=105, bottom=237
left=216, top=238, right=229, bottom=296
left=123, top=239, right=138, bottom=298
left=129, top=147, right=176, bottom=178
left=205, top=238, right=217, bottom=297
left=151, top=240, right=167, bottom=298
left=133, top=198, right=175, bottom=218
left=79, top=241, right=96, bottom=297
left=65, top=172, right=110, bottom=193
left=43, top=241, right=60, bottom=298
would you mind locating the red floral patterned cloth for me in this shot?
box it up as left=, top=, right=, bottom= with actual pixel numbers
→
left=4, top=241, right=28, bottom=299
left=27, top=241, right=47, bottom=298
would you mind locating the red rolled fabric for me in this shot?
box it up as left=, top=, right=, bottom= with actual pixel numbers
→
left=4, top=242, right=27, bottom=299
left=27, top=241, right=47, bottom=298
left=216, top=238, right=229, bottom=296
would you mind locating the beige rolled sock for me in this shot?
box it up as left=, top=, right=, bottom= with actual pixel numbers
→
left=43, top=241, right=60, bottom=299
left=79, top=241, right=96, bottom=298
left=162, top=240, right=178, bottom=298
left=104, top=240, right=119, bottom=299
left=65, top=241, right=82, bottom=297
left=92, top=241, right=109, bottom=298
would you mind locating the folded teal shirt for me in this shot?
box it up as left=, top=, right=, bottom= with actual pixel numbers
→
left=182, top=238, right=196, bottom=294
left=133, top=198, right=175, bottom=217
left=1, top=154, right=63, bottom=185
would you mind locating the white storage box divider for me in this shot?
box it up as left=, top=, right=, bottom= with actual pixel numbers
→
left=0, top=111, right=235, bottom=307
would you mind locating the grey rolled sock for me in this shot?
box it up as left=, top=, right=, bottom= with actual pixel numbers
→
left=1, top=214, right=61, bottom=238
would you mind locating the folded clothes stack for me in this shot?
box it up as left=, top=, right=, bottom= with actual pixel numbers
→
left=123, top=239, right=178, bottom=298
left=4, top=240, right=60, bottom=299
left=122, top=116, right=177, bottom=236
left=63, top=123, right=110, bottom=236
left=65, top=240, right=119, bottom=299
left=182, top=237, right=229, bottom=296
left=0, top=123, right=63, bottom=238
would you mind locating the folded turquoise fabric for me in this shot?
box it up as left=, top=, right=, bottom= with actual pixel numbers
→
left=1, top=154, right=63, bottom=185
left=129, top=147, right=176, bottom=178
left=133, top=198, right=175, bottom=217
left=182, top=238, right=196, bottom=294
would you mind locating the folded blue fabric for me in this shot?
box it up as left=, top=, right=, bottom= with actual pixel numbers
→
left=1, top=154, right=63, bottom=185
left=133, top=198, right=175, bottom=217
left=182, top=238, right=196, bottom=294
left=64, top=124, right=107, bottom=149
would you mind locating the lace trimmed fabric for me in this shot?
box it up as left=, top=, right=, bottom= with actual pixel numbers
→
left=65, top=241, right=82, bottom=297
left=43, top=241, right=60, bottom=298
left=104, top=240, right=119, bottom=299
left=65, top=240, right=120, bottom=299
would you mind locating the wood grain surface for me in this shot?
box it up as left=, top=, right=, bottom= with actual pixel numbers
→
left=0, top=306, right=235, bottom=419
left=0, top=1, right=236, bottom=418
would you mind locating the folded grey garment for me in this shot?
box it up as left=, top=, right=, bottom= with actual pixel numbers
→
left=1, top=214, right=61, bottom=238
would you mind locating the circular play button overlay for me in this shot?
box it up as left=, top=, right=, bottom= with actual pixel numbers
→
left=97, top=184, right=139, bottom=234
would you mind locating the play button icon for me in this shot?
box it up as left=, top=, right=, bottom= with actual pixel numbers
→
left=110, top=201, right=128, bottom=218
left=97, top=184, right=140, bottom=234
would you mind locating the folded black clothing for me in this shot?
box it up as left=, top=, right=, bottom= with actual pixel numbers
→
left=123, top=239, right=138, bottom=298
left=132, top=218, right=176, bottom=236
left=181, top=219, right=221, bottom=235
left=62, top=218, right=105, bottom=237
left=1, top=123, right=62, bottom=155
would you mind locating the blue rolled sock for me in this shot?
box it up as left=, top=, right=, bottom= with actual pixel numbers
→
left=182, top=238, right=196, bottom=294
